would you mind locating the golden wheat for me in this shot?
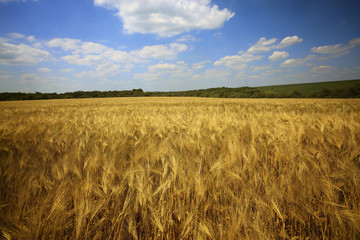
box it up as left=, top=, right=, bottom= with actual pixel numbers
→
left=0, top=97, right=360, bottom=239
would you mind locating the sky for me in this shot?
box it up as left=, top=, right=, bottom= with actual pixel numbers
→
left=0, top=0, right=360, bottom=93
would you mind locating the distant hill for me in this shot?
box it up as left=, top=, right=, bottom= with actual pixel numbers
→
left=1, top=79, right=360, bottom=101
left=256, top=79, right=360, bottom=96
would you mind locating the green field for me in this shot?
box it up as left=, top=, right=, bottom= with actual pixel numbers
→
left=257, top=79, right=360, bottom=95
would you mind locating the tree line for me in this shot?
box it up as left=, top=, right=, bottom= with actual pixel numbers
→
left=1, top=85, right=360, bottom=101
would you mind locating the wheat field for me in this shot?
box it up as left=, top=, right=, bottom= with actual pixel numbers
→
left=0, top=97, right=360, bottom=239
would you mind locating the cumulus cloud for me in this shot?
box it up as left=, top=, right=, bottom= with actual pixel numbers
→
left=131, top=43, right=188, bottom=59
left=47, top=38, right=82, bottom=51
left=8, top=32, right=26, bottom=39
left=94, top=0, right=234, bottom=37
left=61, top=68, right=75, bottom=72
left=62, top=54, right=105, bottom=66
left=247, top=37, right=277, bottom=53
left=176, top=35, right=198, bottom=42
left=192, top=68, right=232, bottom=81
left=73, top=42, right=110, bottom=55
left=311, top=65, right=334, bottom=73
left=38, top=67, right=51, bottom=73
left=268, top=51, right=289, bottom=61
left=76, top=63, right=123, bottom=79
left=280, top=55, right=315, bottom=68
left=248, top=36, right=302, bottom=53
left=53, top=37, right=189, bottom=80
left=135, top=61, right=191, bottom=82
left=214, top=53, right=262, bottom=69
left=0, top=40, right=52, bottom=65
left=274, top=36, right=303, bottom=49
left=192, top=60, right=211, bottom=70
left=148, top=63, right=177, bottom=72
left=311, top=37, right=360, bottom=56
left=250, top=65, right=271, bottom=72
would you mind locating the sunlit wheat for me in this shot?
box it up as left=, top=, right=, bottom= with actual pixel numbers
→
left=1, top=97, right=360, bottom=239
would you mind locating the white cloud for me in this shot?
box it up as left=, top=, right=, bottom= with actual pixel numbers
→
left=0, top=41, right=52, bottom=65
left=280, top=55, right=315, bottom=68
left=311, top=44, right=346, bottom=54
left=268, top=51, right=289, bottom=61
left=73, top=41, right=110, bottom=54
left=56, top=38, right=188, bottom=80
left=311, top=37, right=360, bottom=56
left=131, top=43, right=188, bottom=59
left=27, top=36, right=35, bottom=42
left=176, top=35, right=198, bottom=42
left=311, top=65, right=334, bottom=73
left=61, top=68, right=75, bottom=72
left=250, top=65, right=271, bottom=72
left=248, top=35, right=302, bottom=53
left=149, top=63, right=177, bottom=72
left=247, top=37, right=277, bottom=53
left=76, top=63, right=122, bottom=79
left=94, top=0, right=234, bottom=37
left=193, top=68, right=232, bottom=81
left=62, top=54, right=105, bottom=66
left=192, top=60, right=211, bottom=70
left=20, top=73, right=68, bottom=86
left=134, top=61, right=191, bottom=82
left=8, top=32, right=26, bottom=39
left=38, top=67, right=51, bottom=73
left=47, top=38, right=82, bottom=51
left=20, top=73, right=52, bottom=84
left=26, top=35, right=43, bottom=48
left=274, top=36, right=303, bottom=49
left=214, top=53, right=262, bottom=69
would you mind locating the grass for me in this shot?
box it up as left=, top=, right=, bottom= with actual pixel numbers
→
left=256, top=79, right=360, bottom=95
left=1, top=97, right=360, bottom=239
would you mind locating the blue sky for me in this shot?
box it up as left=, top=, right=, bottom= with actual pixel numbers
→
left=0, top=0, right=359, bottom=93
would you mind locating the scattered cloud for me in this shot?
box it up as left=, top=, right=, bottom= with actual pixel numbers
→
left=20, top=73, right=47, bottom=84
left=311, top=65, right=334, bottom=73
left=176, top=35, right=198, bottom=42
left=61, top=68, right=75, bottom=72
left=73, top=41, right=110, bottom=55
left=38, top=67, right=51, bottom=73
left=62, top=54, right=104, bottom=66
left=8, top=32, right=26, bottom=39
left=76, top=63, right=122, bottom=79
left=268, top=51, right=289, bottom=61
left=280, top=55, right=315, bottom=68
left=0, top=40, right=52, bottom=65
left=311, top=37, right=360, bottom=57
left=148, top=63, right=177, bottom=72
left=47, top=38, right=82, bottom=51
left=131, top=43, right=188, bottom=59
left=214, top=53, right=262, bottom=69
left=274, top=36, right=303, bottom=49
left=247, top=37, right=277, bottom=53
left=134, top=61, right=191, bottom=82
left=248, top=36, right=302, bottom=53
left=133, top=72, right=160, bottom=82
left=94, top=0, right=235, bottom=37
left=192, top=60, right=211, bottom=70
left=250, top=65, right=271, bottom=72
left=193, top=68, right=232, bottom=81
